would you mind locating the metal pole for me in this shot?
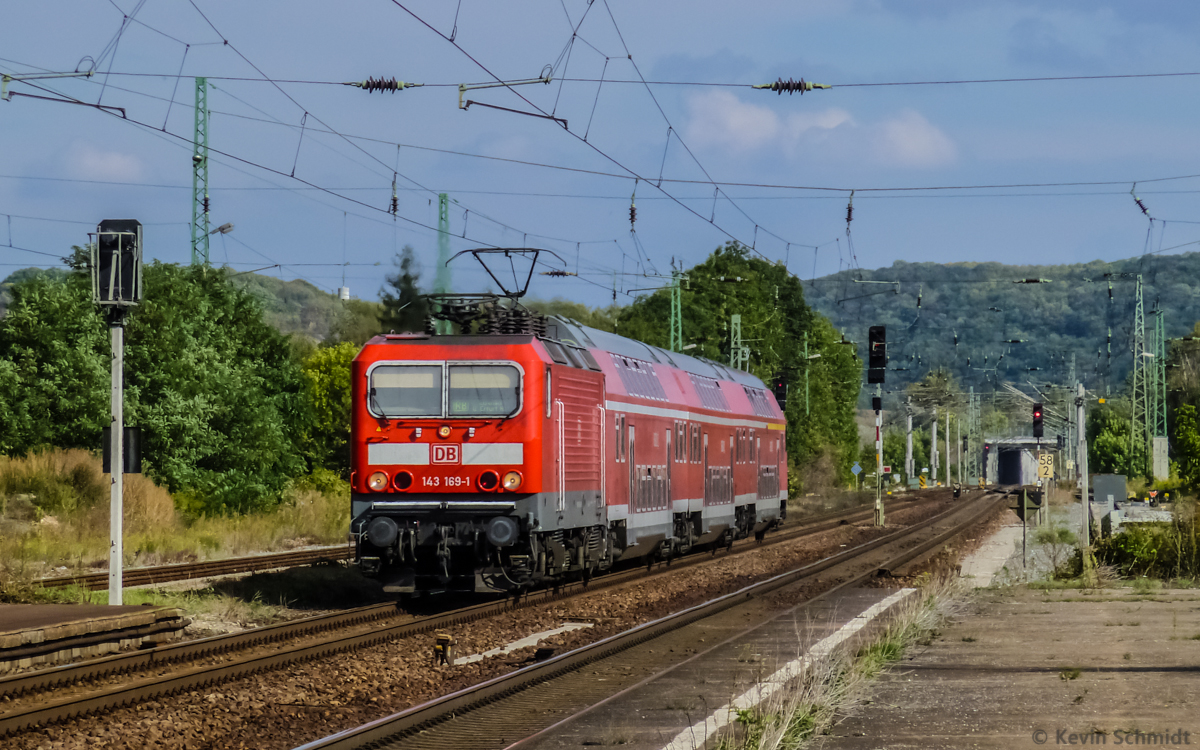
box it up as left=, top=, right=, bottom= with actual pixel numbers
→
left=956, top=415, right=962, bottom=485
left=905, top=399, right=913, bottom=481
left=944, top=411, right=951, bottom=488
left=804, top=331, right=810, bottom=416
left=1077, top=382, right=1090, bottom=550
left=931, top=407, right=938, bottom=483
left=875, top=384, right=884, bottom=526
left=108, top=313, right=124, bottom=605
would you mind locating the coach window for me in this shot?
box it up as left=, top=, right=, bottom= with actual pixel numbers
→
left=370, top=365, right=442, bottom=417
left=448, top=365, right=521, bottom=416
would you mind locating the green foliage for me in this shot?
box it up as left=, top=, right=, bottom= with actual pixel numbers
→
left=1095, top=502, right=1200, bottom=579
left=616, top=243, right=860, bottom=487
left=125, top=263, right=311, bottom=513
left=330, top=297, right=383, bottom=345
left=805, top=253, right=1200, bottom=404
left=0, top=273, right=108, bottom=454
left=0, top=263, right=311, bottom=515
left=1087, top=401, right=1135, bottom=476
left=1174, top=404, right=1200, bottom=491
left=379, top=245, right=428, bottom=333
left=301, top=342, right=358, bottom=474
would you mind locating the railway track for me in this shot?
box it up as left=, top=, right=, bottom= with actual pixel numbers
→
left=34, top=545, right=354, bottom=591
left=295, top=490, right=1007, bottom=750
left=0, top=491, right=953, bottom=739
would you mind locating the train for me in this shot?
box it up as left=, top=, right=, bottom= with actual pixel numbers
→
left=349, top=302, right=788, bottom=594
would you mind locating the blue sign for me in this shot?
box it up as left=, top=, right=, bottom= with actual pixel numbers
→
left=851, top=462, right=862, bottom=476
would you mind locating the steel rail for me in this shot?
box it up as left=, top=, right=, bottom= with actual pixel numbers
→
left=0, top=491, right=949, bottom=737
left=294, top=491, right=1006, bottom=750
left=35, top=545, right=354, bottom=591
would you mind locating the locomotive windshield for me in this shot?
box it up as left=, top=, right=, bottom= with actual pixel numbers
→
left=449, top=365, right=520, bottom=416
left=368, top=362, right=521, bottom=418
left=369, top=365, right=442, bottom=416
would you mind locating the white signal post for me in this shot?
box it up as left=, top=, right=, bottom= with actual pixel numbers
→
left=90, top=220, right=142, bottom=606
left=875, top=385, right=884, bottom=526
left=109, top=318, right=124, bottom=604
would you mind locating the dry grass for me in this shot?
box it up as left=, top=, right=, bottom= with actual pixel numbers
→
left=0, top=449, right=349, bottom=589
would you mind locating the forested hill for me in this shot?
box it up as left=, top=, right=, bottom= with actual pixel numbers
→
left=803, top=251, right=1200, bottom=396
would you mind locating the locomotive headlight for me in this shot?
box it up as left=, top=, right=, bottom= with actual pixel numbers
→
left=368, top=471, right=389, bottom=491
left=438, top=425, right=452, bottom=439
left=502, top=471, right=523, bottom=491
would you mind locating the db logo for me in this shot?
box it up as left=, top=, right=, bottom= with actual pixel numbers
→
left=432, top=444, right=461, bottom=464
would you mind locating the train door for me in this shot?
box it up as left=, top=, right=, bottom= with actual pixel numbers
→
left=729, top=434, right=735, bottom=504
left=628, top=424, right=637, bottom=510
left=665, top=428, right=672, bottom=508
left=702, top=432, right=709, bottom=503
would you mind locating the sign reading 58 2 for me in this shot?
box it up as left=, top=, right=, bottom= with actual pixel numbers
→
left=1037, top=452, right=1055, bottom=479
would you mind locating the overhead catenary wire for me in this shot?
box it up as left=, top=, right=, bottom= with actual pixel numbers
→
left=0, top=56, right=640, bottom=285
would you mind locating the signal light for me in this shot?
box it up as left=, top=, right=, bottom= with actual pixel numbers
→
left=771, top=371, right=788, bottom=410
left=867, top=325, right=886, bottom=384
left=1032, top=403, right=1044, bottom=438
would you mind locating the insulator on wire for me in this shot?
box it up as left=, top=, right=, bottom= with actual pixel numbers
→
left=348, top=77, right=423, bottom=93
left=629, top=179, right=638, bottom=230
left=540, top=269, right=576, bottom=277
left=752, top=77, right=831, bottom=95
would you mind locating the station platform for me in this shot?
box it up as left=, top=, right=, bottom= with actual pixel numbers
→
left=513, top=585, right=916, bottom=750
left=0, top=603, right=190, bottom=672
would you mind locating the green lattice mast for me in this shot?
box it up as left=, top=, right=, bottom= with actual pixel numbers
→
left=1129, top=274, right=1149, bottom=477
left=435, top=193, right=451, bottom=334
left=190, top=77, right=210, bottom=266
left=670, top=267, right=683, bottom=352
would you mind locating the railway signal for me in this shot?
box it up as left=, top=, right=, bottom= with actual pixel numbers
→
left=771, top=371, right=788, bottom=410
left=1032, top=403, right=1044, bottom=438
left=867, top=325, right=886, bottom=384
left=90, top=218, right=144, bottom=607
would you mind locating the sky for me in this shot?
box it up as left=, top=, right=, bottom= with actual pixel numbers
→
left=2, top=1, right=1200, bottom=307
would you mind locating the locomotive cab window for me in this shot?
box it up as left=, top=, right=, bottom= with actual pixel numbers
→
left=368, top=362, right=521, bottom=418
left=369, top=365, right=442, bottom=416
left=448, top=365, right=520, bottom=416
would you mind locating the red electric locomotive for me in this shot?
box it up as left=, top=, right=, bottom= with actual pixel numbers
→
left=350, top=299, right=787, bottom=594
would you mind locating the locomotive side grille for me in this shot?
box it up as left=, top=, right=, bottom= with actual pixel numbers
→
left=554, top=369, right=604, bottom=490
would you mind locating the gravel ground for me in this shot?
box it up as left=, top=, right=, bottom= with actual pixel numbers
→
left=5, top=496, right=957, bottom=750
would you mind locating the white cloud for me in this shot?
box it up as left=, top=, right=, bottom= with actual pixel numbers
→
left=684, top=91, right=955, bottom=168
left=872, top=109, right=958, bottom=167
left=64, top=142, right=147, bottom=182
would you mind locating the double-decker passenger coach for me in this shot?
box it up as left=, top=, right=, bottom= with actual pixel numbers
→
left=350, top=304, right=787, bottom=594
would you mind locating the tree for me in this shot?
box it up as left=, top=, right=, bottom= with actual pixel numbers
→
left=330, top=298, right=383, bottom=345
left=1087, top=401, right=1134, bottom=476
left=0, top=261, right=314, bottom=515
left=124, top=263, right=311, bottom=514
left=0, top=273, right=108, bottom=454
left=615, top=243, right=861, bottom=489
left=379, top=245, right=428, bottom=334
left=1175, top=404, right=1200, bottom=491
left=302, top=342, right=358, bottom=474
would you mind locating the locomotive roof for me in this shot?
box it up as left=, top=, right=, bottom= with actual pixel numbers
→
left=544, top=315, right=768, bottom=390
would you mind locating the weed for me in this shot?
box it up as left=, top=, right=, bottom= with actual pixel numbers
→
left=1123, top=653, right=1132, bottom=660
left=961, top=636, right=977, bottom=642
left=1060, top=668, right=1082, bottom=681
